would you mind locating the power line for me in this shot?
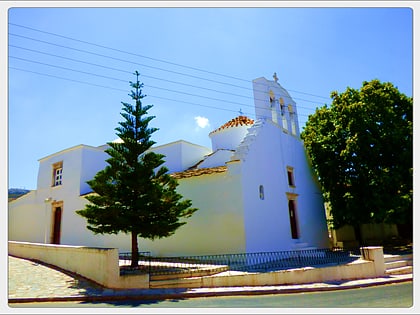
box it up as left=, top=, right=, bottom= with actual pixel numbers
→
left=9, top=22, right=249, bottom=83
left=9, top=43, right=328, bottom=110
left=9, top=66, right=127, bottom=93
left=9, top=33, right=250, bottom=91
left=9, top=57, right=320, bottom=118
left=10, top=66, right=316, bottom=124
left=9, top=22, right=330, bottom=100
left=9, top=23, right=331, bottom=101
left=10, top=56, right=127, bottom=83
left=9, top=45, right=252, bottom=101
left=9, top=56, right=250, bottom=108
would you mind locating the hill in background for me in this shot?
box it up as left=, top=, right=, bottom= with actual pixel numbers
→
left=8, top=188, right=30, bottom=201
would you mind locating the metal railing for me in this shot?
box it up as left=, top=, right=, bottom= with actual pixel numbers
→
left=119, top=247, right=361, bottom=276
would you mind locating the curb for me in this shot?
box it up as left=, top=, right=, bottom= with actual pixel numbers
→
left=8, top=276, right=412, bottom=304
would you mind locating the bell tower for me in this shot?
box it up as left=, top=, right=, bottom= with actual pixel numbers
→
left=252, top=73, right=299, bottom=137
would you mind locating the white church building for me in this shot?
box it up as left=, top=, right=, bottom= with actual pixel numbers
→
left=9, top=74, right=330, bottom=256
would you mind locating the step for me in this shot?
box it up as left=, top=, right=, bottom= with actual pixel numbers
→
left=150, top=265, right=229, bottom=281
left=384, top=253, right=413, bottom=263
left=385, top=260, right=409, bottom=270
left=385, top=265, right=413, bottom=275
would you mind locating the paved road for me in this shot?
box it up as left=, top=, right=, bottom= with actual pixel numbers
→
left=9, top=282, right=413, bottom=308
left=8, top=255, right=104, bottom=299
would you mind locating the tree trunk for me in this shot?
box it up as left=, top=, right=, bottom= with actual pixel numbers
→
left=353, top=224, right=363, bottom=248
left=131, top=231, right=139, bottom=267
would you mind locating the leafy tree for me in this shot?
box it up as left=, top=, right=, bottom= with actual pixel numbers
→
left=301, top=79, right=412, bottom=243
left=77, top=71, right=198, bottom=266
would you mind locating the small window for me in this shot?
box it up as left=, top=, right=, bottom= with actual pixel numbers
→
left=287, top=167, right=295, bottom=187
left=259, top=185, right=265, bottom=200
left=52, top=161, right=63, bottom=186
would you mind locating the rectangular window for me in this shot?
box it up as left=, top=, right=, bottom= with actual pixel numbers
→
left=287, top=166, right=295, bottom=187
left=52, top=161, right=63, bottom=186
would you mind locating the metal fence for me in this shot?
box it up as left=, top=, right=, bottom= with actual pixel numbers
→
left=119, top=247, right=361, bottom=276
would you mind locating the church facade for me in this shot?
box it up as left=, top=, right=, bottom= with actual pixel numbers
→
left=9, top=74, right=330, bottom=256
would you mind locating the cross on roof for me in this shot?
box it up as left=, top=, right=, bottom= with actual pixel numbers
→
left=273, top=72, right=279, bottom=83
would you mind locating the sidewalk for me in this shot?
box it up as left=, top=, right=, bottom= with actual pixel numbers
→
left=8, top=255, right=413, bottom=303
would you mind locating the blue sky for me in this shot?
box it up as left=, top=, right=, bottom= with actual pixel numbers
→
left=4, top=4, right=414, bottom=190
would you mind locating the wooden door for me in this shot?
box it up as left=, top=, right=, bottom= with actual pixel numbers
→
left=52, top=206, right=62, bottom=244
left=288, top=200, right=299, bottom=239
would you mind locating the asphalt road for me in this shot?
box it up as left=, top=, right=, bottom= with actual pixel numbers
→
left=9, top=281, right=413, bottom=309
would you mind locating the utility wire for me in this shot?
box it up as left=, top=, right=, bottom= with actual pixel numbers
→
left=9, top=44, right=328, bottom=109
left=9, top=66, right=256, bottom=117
left=9, top=33, right=250, bottom=91
left=9, top=26, right=331, bottom=102
left=9, top=22, right=331, bottom=101
left=9, top=22, right=248, bottom=83
left=9, top=57, right=318, bottom=119
left=9, top=45, right=253, bottom=101
left=10, top=31, right=315, bottom=104
left=10, top=66, right=318, bottom=125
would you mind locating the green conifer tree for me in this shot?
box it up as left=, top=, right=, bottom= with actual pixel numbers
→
left=76, top=71, right=197, bottom=266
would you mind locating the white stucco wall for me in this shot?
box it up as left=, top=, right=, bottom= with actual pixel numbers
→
left=10, top=140, right=242, bottom=255
left=9, top=145, right=120, bottom=248
left=9, top=76, right=330, bottom=257
left=10, top=146, right=85, bottom=245
left=253, top=77, right=299, bottom=136
left=73, top=164, right=246, bottom=256
left=239, top=122, right=329, bottom=252
left=35, top=145, right=99, bottom=246
left=197, top=149, right=234, bottom=168
left=79, top=147, right=109, bottom=195
left=8, top=191, right=45, bottom=243
left=134, top=163, right=246, bottom=256
left=209, top=125, right=251, bottom=151
left=149, top=140, right=212, bottom=173
left=239, top=121, right=293, bottom=252
left=234, top=76, right=329, bottom=253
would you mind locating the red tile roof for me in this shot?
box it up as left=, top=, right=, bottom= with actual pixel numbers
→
left=210, top=116, right=254, bottom=135
left=171, top=166, right=227, bottom=179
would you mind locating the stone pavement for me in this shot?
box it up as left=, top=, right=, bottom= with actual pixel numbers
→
left=7, top=255, right=413, bottom=304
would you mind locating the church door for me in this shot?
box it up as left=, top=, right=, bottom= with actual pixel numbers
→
left=288, top=200, right=299, bottom=239
left=52, top=206, right=62, bottom=244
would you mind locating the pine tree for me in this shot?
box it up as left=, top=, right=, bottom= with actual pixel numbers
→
left=76, top=71, right=198, bottom=266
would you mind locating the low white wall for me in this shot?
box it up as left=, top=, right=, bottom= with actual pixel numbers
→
left=151, top=247, right=386, bottom=289
left=360, top=246, right=385, bottom=276
left=9, top=242, right=385, bottom=290
left=150, top=259, right=379, bottom=289
left=204, top=260, right=378, bottom=288
left=8, top=241, right=148, bottom=289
